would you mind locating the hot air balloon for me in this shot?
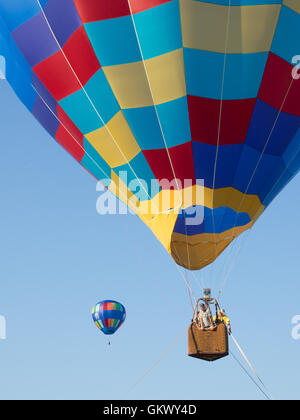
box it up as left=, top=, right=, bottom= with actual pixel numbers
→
left=92, top=300, right=126, bottom=336
left=0, top=0, right=299, bottom=273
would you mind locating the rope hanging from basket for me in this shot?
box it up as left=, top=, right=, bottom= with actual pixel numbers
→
left=231, top=334, right=275, bottom=400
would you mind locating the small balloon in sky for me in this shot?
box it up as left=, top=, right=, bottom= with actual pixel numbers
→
left=91, top=300, right=126, bottom=336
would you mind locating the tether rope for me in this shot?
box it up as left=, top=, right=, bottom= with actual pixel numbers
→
left=230, top=351, right=271, bottom=400
left=184, top=270, right=195, bottom=309
left=231, top=334, right=275, bottom=400
left=126, top=330, right=186, bottom=395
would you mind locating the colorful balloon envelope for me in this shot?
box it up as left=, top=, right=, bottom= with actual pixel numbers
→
left=92, top=300, right=126, bottom=335
left=0, top=1, right=300, bottom=271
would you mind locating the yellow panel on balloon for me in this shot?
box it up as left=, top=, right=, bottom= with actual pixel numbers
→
left=85, top=111, right=140, bottom=168
left=283, top=0, right=300, bottom=13
left=180, top=0, right=280, bottom=53
left=102, top=61, right=153, bottom=109
left=103, top=50, right=186, bottom=108
left=212, top=188, right=264, bottom=220
left=170, top=223, right=253, bottom=270
left=145, top=49, right=186, bottom=105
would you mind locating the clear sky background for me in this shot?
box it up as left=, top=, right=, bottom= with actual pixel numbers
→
left=0, top=78, right=299, bottom=401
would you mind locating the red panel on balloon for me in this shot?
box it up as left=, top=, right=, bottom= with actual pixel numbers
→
left=188, top=95, right=256, bottom=146
left=130, top=0, right=173, bottom=14
left=258, top=52, right=300, bottom=117
left=73, top=0, right=172, bottom=22
left=103, top=302, right=110, bottom=310
left=73, top=0, right=131, bottom=22
left=143, top=142, right=195, bottom=189
left=33, top=27, right=100, bottom=101
left=57, top=105, right=84, bottom=146
left=56, top=105, right=85, bottom=162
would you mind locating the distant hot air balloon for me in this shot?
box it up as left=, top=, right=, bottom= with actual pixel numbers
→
left=92, top=300, right=126, bottom=336
left=0, top=0, right=300, bottom=272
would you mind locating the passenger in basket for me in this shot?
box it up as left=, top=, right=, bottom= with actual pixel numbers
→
left=213, top=309, right=232, bottom=335
left=197, top=303, right=216, bottom=331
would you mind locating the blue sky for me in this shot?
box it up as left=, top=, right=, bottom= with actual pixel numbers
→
left=0, top=79, right=299, bottom=400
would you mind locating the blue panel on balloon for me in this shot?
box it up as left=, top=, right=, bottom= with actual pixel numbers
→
left=156, top=96, right=191, bottom=148
left=271, top=5, right=300, bottom=63
left=283, top=128, right=300, bottom=166
left=174, top=206, right=251, bottom=235
left=193, top=142, right=243, bottom=189
left=184, top=48, right=268, bottom=100
left=84, top=15, right=142, bottom=66
left=233, top=144, right=286, bottom=199
left=123, top=105, right=165, bottom=150
left=0, top=0, right=44, bottom=32
left=133, top=0, right=182, bottom=60
left=245, top=152, right=285, bottom=199
left=32, top=72, right=58, bottom=113
left=245, top=99, right=300, bottom=156
left=32, top=96, right=60, bottom=137
left=44, top=0, right=81, bottom=46
left=12, top=12, right=60, bottom=67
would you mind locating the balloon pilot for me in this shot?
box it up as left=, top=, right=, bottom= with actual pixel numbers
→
left=195, top=289, right=231, bottom=334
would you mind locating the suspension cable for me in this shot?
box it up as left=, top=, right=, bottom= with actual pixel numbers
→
left=35, top=0, right=153, bottom=203
left=213, top=5, right=282, bottom=296
left=210, top=0, right=232, bottom=289
left=230, top=351, right=272, bottom=400
left=231, top=334, right=275, bottom=400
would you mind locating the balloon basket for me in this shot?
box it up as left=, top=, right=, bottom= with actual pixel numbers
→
left=188, top=322, right=229, bottom=362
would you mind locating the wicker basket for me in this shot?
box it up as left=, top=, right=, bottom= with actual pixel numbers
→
left=188, top=322, right=229, bottom=362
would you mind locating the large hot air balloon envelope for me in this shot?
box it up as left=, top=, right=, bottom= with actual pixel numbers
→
left=92, top=300, right=126, bottom=335
left=0, top=0, right=299, bottom=270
